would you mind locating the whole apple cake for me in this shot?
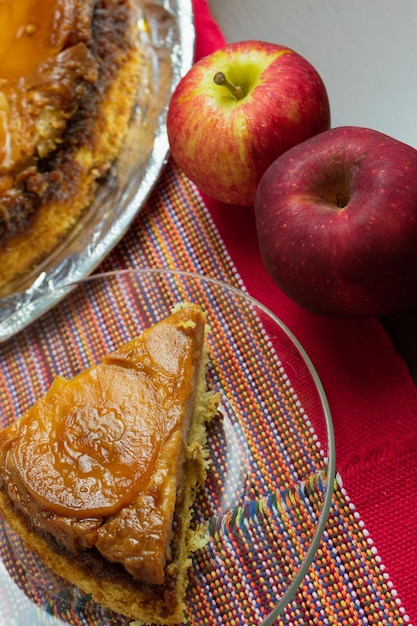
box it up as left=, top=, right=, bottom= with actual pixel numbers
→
left=0, top=0, right=142, bottom=296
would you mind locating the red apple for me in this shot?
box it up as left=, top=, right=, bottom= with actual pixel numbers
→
left=255, top=126, right=417, bottom=317
left=167, top=40, right=330, bottom=206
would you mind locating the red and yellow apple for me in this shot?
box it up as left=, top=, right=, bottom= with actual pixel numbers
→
left=255, top=126, right=417, bottom=318
left=167, top=40, right=330, bottom=206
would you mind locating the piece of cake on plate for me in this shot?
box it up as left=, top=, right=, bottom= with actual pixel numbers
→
left=0, top=303, right=219, bottom=624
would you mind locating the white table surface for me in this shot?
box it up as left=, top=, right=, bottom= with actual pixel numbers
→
left=208, top=0, right=417, bottom=150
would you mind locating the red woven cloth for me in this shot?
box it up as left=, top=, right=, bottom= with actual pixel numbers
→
left=193, top=0, right=417, bottom=622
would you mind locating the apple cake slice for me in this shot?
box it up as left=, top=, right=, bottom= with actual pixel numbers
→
left=0, top=303, right=219, bottom=624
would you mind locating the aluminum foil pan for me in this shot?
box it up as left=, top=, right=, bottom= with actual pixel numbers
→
left=0, top=0, right=195, bottom=342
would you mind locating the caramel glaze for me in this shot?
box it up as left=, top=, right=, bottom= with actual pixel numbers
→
left=0, top=304, right=207, bottom=585
left=0, top=0, right=134, bottom=242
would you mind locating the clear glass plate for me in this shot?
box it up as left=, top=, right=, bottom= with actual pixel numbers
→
left=0, top=269, right=335, bottom=625
left=0, top=0, right=195, bottom=342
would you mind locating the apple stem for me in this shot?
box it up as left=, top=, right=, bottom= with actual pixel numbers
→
left=213, top=72, right=244, bottom=100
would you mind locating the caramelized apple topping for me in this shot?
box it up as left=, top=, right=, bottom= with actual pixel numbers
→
left=0, top=0, right=97, bottom=173
left=9, top=365, right=166, bottom=518
left=4, top=306, right=205, bottom=522
left=0, top=0, right=77, bottom=80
